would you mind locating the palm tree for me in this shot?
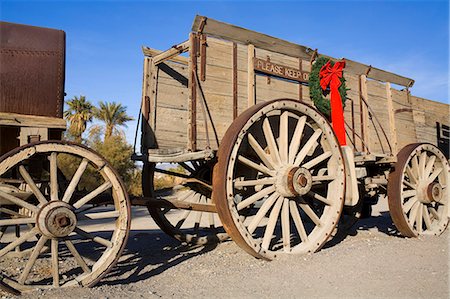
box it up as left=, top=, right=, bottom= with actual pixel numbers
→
left=94, top=101, right=133, bottom=141
left=64, top=96, right=94, bottom=143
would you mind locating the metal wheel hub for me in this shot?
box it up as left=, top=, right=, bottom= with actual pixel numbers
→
left=427, top=182, right=443, bottom=203
left=37, top=201, right=77, bottom=238
left=275, top=166, right=312, bottom=197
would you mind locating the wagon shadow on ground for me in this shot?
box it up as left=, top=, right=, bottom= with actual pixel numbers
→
left=97, top=209, right=223, bottom=287
left=100, top=207, right=401, bottom=286
left=324, top=210, right=401, bottom=249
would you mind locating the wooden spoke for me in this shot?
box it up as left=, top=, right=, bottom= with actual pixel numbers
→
left=18, top=235, right=49, bottom=284
left=261, top=196, right=283, bottom=250
left=302, top=151, right=332, bottom=170
left=262, top=118, right=281, bottom=166
left=62, top=158, right=89, bottom=203
left=411, top=155, right=420, bottom=181
left=193, top=211, right=202, bottom=231
left=299, top=203, right=322, bottom=227
left=307, top=191, right=332, bottom=206
left=247, top=193, right=279, bottom=234
left=82, top=210, right=120, bottom=220
left=290, top=201, right=309, bottom=244
left=175, top=210, right=191, bottom=229
left=403, top=180, right=416, bottom=190
left=427, top=167, right=443, bottom=184
left=293, top=129, right=322, bottom=167
left=208, top=210, right=215, bottom=229
left=237, top=155, right=274, bottom=177
left=288, top=116, right=306, bottom=164
left=422, top=205, right=432, bottom=230
left=402, top=189, right=417, bottom=199
left=174, top=193, right=198, bottom=229
left=281, top=197, right=290, bottom=252
left=429, top=207, right=440, bottom=220
left=418, top=152, right=427, bottom=180
left=0, top=207, right=29, bottom=217
left=423, top=155, right=436, bottom=180
left=73, top=181, right=112, bottom=209
left=74, top=227, right=112, bottom=248
left=0, top=225, right=7, bottom=241
left=0, top=190, right=38, bottom=213
left=179, top=162, right=195, bottom=174
left=279, top=111, right=289, bottom=164
left=0, top=218, right=35, bottom=226
left=405, top=166, right=418, bottom=186
left=312, top=175, right=336, bottom=182
left=236, top=186, right=275, bottom=211
left=248, top=133, right=276, bottom=170
left=0, top=227, right=38, bottom=257
left=50, top=152, right=59, bottom=201
left=408, top=201, right=420, bottom=226
left=416, top=204, right=423, bottom=233
left=64, top=240, right=91, bottom=273
left=403, top=196, right=418, bottom=213
left=51, top=239, right=59, bottom=287
left=18, top=165, right=48, bottom=205
left=234, top=177, right=276, bottom=188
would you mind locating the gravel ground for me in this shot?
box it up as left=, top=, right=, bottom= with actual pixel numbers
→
left=2, top=200, right=449, bottom=299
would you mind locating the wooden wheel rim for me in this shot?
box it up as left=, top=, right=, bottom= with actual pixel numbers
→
left=143, top=162, right=227, bottom=245
left=388, top=143, right=449, bottom=237
left=0, top=141, right=130, bottom=292
left=213, top=99, right=345, bottom=259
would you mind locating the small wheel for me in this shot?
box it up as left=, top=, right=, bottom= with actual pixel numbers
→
left=142, top=160, right=227, bottom=245
left=213, top=99, right=345, bottom=259
left=0, top=141, right=130, bottom=293
left=388, top=143, right=449, bottom=237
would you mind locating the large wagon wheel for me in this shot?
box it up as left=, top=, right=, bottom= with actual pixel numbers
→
left=0, top=141, right=130, bottom=293
left=142, top=160, right=227, bottom=245
left=388, top=143, right=449, bottom=237
left=213, top=99, right=345, bottom=259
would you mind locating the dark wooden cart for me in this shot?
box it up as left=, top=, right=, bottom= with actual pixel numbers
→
left=0, top=16, right=448, bottom=293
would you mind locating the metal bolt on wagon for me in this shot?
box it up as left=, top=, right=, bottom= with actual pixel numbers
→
left=0, top=16, right=448, bottom=294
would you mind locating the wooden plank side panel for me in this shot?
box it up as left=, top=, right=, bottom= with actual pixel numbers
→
left=410, top=96, right=450, bottom=147
left=391, top=89, right=417, bottom=149
left=153, top=60, right=189, bottom=149
left=195, top=37, right=234, bottom=150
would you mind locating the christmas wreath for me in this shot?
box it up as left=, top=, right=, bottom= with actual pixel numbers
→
left=309, top=56, right=347, bottom=118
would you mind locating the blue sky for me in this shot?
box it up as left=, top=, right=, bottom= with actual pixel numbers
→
left=1, top=0, right=448, bottom=145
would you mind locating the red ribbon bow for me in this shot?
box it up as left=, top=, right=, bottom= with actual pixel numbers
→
left=319, top=60, right=346, bottom=146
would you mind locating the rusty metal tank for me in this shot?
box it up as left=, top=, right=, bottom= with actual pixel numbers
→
left=0, top=21, right=66, bottom=118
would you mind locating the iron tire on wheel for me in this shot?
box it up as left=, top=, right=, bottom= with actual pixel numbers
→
left=388, top=143, right=449, bottom=237
left=0, top=141, right=130, bottom=293
left=213, top=99, right=345, bottom=260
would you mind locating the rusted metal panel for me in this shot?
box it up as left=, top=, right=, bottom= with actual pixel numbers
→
left=0, top=21, right=65, bottom=118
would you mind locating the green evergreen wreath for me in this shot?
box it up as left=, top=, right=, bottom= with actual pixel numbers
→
left=309, top=56, right=347, bottom=118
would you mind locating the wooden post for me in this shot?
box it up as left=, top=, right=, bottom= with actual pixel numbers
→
left=247, top=44, right=255, bottom=107
left=188, top=33, right=198, bottom=151
left=359, top=74, right=370, bottom=153
left=298, top=58, right=303, bottom=101
left=385, top=82, right=398, bottom=155
left=149, top=60, right=158, bottom=132
left=232, top=42, right=238, bottom=120
left=141, top=56, right=156, bottom=151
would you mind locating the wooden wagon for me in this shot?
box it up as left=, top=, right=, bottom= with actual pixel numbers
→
left=0, top=16, right=448, bottom=293
left=0, top=22, right=130, bottom=293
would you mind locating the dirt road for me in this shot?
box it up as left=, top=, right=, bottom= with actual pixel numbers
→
left=3, top=200, right=449, bottom=299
